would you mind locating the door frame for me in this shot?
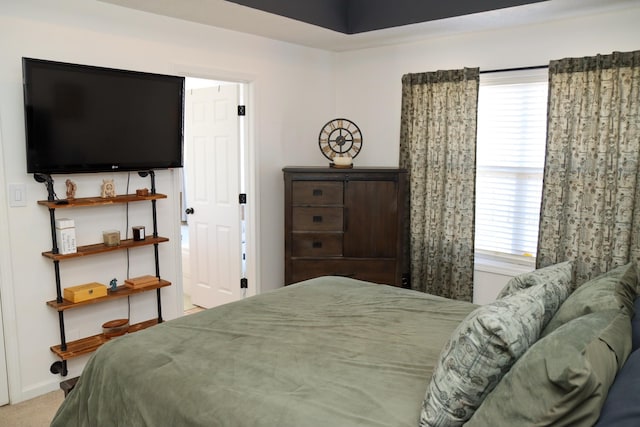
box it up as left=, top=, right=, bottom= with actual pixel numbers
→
left=171, top=64, right=260, bottom=316
left=0, top=116, right=18, bottom=404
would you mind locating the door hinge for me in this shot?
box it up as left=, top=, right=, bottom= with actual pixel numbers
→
left=240, top=278, right=248, bottom=289
left=239, top=193, right=247, bottom=204
left=237, top=105, right=246, bottom=116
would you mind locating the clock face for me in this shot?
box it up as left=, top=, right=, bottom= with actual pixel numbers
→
left=318, top=118, right=363, bottom=160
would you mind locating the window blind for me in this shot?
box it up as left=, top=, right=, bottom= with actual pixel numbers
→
left=475, top=70, right=548, bottom=257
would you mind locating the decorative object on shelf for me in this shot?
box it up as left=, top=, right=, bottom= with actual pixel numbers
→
left=132, top=226, right=146, bottom=241
left=109, top=278, right=118, bottom=292
left=101, top=179, right=116, bottom=198
left=332, top=155, right=353, bottom=168
left=136, top=188, right=149, bottom=197
left=125, top=275, right=161, bottom=289
left=55, top=218, right=77, bottom=255
left=102, top=230, right=121, bottom=247
left=63, top=282, right=108, bottom=303
left=65, top=179, right=77, bottom=199
left=318, top=118, right=363, bottom=166
left=102, top=318, right=129, bottom=339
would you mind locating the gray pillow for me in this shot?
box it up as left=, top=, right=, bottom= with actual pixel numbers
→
left=419, top=283, right=554, bottom=427
left=542, top=263, right=638, bottom=336
left=497, top=260, right=573, bottom=299
left=465, top=310, right=632, bottom=427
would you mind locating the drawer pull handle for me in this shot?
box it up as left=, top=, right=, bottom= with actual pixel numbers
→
left=312, top=241, right=323, bottom=248
left=313, top=215, right=323, bottom=223
left=313, top=189, right=323, bottom=196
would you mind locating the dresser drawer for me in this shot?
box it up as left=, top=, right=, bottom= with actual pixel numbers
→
left=290, top=259, right=398, bottom=286
left=292, top=233, right=343, bottom=257
left=292, top=181, right=343, bottom=205
left=292, top=207, right=343, bottom=231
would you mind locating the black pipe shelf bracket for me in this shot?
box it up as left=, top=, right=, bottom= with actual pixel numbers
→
left=40, top=170, right=170, bottom=376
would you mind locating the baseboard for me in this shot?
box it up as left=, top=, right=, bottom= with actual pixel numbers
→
left=14, top=380, right=60, bottom=404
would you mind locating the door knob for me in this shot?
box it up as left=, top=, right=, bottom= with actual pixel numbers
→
left=185, top=207, right=195, bottom=215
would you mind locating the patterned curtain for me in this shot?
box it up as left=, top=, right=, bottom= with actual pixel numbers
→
left=399, top=68, right=479, bottom=301
left=537, top=50, right=640, bottom=287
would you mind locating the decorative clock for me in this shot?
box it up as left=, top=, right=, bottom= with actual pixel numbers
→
left=318, top=118, right=363, bottom=164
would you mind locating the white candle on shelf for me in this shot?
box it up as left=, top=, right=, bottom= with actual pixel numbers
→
left=333, top=155, right=352, bottom=166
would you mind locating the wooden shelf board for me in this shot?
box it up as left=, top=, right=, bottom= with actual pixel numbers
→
left=38, top=193, right=166, bottom=209
left=42, top=236, right=169, bottom=260
left=50, top=318, right=160, bottom=360
left=47, top=280, right=171, bottom=311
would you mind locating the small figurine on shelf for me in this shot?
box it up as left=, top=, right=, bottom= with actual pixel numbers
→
left=65, top=179, right=77, bottom=199
left=101, top=179, right=116, bottom=198
left=109, top=278, right=118, bottom=292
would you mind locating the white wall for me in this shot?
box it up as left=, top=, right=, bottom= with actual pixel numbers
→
left=0, top=0, right=334, bottom=402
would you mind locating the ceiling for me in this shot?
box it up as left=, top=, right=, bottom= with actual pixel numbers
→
left=224, top=0, right=547, bottom=34
left=99, top=0, right=638, bottom=52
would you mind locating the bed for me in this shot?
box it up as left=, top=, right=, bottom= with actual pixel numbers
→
left=51, top=263, right=639, bottom=427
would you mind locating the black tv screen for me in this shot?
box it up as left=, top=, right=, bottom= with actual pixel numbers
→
left=22, top=58, right=184, bottom=174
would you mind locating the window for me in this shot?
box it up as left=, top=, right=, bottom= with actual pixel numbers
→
left=475, top=69, right=548, bottom=261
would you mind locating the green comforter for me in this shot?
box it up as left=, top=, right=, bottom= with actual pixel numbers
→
left=51, top=277, right=475, bottom=427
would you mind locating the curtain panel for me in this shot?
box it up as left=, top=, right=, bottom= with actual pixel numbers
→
left=399, top=68, right=479, bottom=301
left=537, top=50, right=640, bottom=286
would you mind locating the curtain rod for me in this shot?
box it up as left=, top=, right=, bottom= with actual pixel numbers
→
left=480, top=65, right=548, bottom=74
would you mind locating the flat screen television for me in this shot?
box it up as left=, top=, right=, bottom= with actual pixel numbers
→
left=22, top=58, right=184, bottom=174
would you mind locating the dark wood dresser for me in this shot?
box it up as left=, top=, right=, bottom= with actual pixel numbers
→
left=283, top=167, right=407, bottom=287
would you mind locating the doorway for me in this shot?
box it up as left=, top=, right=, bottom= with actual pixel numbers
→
left=181, top=77, right=249, bottom=311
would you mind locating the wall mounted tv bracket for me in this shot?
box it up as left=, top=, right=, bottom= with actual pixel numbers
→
left=137, top=170, right=156, bottom=195
left=34, top=173, right=56, bottom=201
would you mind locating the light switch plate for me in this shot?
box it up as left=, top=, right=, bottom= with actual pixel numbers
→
left=8, top=183, right=27, bottom=207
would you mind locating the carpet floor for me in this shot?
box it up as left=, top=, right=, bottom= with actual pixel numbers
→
left=0, top=389, right=64, bottom=426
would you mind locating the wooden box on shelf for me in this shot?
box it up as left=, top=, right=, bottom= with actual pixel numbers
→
left=124, top=275, right=161, bottom=289
left=63, top=282, right=108, bottom=303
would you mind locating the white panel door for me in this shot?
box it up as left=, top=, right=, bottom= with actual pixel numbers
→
left=184, top=85, right=242, bottom=309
